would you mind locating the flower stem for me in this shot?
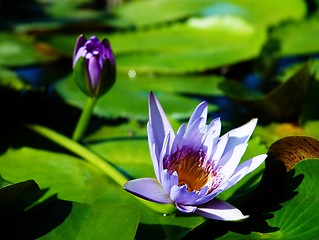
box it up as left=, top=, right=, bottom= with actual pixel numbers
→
left=72, top=96, right=97, bottom=142
left=26, top=124, right=176, bottom=214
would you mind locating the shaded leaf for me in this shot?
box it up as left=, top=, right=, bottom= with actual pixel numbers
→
left=0, top=178, right=41, bottom=214
left=220, top=63, right=313, bottom=121
left=214, top=159, right=319, bottom=239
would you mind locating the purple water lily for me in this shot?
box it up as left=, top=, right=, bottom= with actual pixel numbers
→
left=73, top=35, right=115, bottom=97
left=124, top=92, right=267, bottom=221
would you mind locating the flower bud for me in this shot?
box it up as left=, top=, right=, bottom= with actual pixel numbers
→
left=73, top=35, right=116, bottom=97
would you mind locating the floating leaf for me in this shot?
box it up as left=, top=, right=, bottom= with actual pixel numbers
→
left=254, top=122, right=306, bottom=147
left=272, top=16, right=319, bottom=57
left=41, top=203, right=139, bottom=240
left=0, top=67, right=32, bottom=90
left=54, top=73, right=218, bottom=121
left=0, top=147, right=111, bottom=204
left=110, top=16, right=266, bottom=74
left=0, top=33, right=56, bottom=66
left=112, top=0, right=306, bottom=28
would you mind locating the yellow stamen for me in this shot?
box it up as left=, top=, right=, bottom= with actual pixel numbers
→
left=165, top=146, right=215, bottom=192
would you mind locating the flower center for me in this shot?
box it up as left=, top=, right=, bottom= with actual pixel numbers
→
left=164, top=146, right=218, bottom=192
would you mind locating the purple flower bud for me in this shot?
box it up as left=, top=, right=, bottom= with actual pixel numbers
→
left=73, top=35, right=116, bottom=97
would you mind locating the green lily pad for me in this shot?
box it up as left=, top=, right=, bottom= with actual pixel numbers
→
left=0, top=33, right=56, bottom=66
left=41, top=203, right=139, bottom=240
left=0, top=147, right=111, bottom=204
left=110, top=16, right=266, bottom=74
left=0, top=67, right=32, bottom=90
left=112, top=0, right=306, bottom=28
left=272, top=16, right=319, bottom=57
left=54, top=73, right=218, bottom=121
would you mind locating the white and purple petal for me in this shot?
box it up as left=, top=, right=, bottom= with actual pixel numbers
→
left=147, top=123, right=161, bottom=181
left=221, top=154, right=267, bottom=191
left=195, top=198, right=248, bottom=221
left=221, top=119, right=257, bottom=154
left=170, top=185, right=204, bottom=205
left=148, top=92, right=175, bottom=153
left=218, top=143, right=248, bottom=184
left=124, top=178, right=173, bottom=204
left=176, top=204, right=197, bottom=213
left=187, top=101, right=208, bottom=127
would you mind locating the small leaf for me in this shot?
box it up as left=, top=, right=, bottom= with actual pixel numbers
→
left=0, top=178, right=43, bottom=215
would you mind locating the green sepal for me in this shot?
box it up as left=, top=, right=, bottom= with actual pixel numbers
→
left=73, top=56, right=94, bottom=97
left=96, top=59, right=116, bottom=98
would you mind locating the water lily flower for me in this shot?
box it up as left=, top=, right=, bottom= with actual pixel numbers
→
left=124, top=92, right=267, bottom=221
left=73, top=35, right=116, bottom=97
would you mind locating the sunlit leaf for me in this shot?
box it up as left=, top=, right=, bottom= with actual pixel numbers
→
left=0, top=67, right=32, bottom=90
left=0, top=33, right=56, bottom=66
left=272, top=16, right=319, bottom=56
left=41, top=203, right=139, bottom=240
left=110, top=16, right=266, bottom=74
left=112, top=0, right=306, bottom=28
left=54, top=73, right=218, bottom=121
left=254, top=123, right=306, bottom=147
left=0, top=147, right=111, bottom=204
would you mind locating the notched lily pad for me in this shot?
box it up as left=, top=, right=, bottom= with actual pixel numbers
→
left=266, top=136, right=319, bottom=172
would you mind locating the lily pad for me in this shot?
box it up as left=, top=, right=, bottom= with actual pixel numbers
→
left=0, top=32, right=56, bottom=66
left=41, top=203, right=140, bottom=240
left=112, top=0, right=306, bottom=28
left=272, top=16, right=319, bottom=56
left=0, top=147, right=111, bottom=204
left=54, top=73, right=218, bottom=121
left=0, top=67, right=32, bottom=90
left=110, top=16, right=266, bottom=74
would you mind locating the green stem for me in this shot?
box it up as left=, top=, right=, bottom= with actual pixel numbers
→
left=26, top=124, right=176, bottom=214
left=72, top=96, right=97, bottom=142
